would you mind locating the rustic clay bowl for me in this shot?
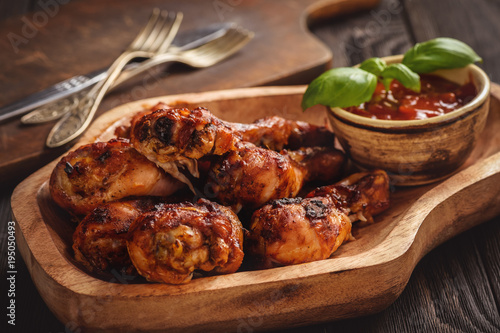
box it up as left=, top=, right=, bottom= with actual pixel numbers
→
left=327, top=55, right=491, bottom=186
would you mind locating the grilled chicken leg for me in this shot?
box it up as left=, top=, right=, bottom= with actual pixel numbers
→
left=73, top=198, right=160, bottom=275
left=130, top=107, right=238, bottom=186
left=127, top=198, right=244, bottom=284
left=205, top=142, right=345, bottom=212
left=246, top=170, right=390, bottom=268
left=129, top=107, right=337, bottom=186
left=50, top=139, right=183, bottom=216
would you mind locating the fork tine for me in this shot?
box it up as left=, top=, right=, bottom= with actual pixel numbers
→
left=201, top=28, right=251, bottom=53
left=129, top=8, right=161, bottom=50
left=146, top=10, right=172, bottom=51
left=218, top=28, right=254, bottom=55
left=148, top=11, right=183, bottom=53
left=109, top=25, right=254, bottom=89
left=211, top=29, right=249, bottom=53
left=189, top=28, right=253, bottom=60
left=204, top=29, right=253, bottom=64
left=183, top=32, right=231, bottom=56
left=139, top=10, right=170, bottom=51
left=175, top=28, right=252, bottom=67
left=156, top=12, right=183, bottom=53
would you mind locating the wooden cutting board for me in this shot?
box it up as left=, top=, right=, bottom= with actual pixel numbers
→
left=0, top=0, right=379, bottom=182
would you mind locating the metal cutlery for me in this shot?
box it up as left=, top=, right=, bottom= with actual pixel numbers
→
left=45, top=25, right=253, bottom=148
left=19, top=23, right=237, bottom=125
left=0, top=22, right=235, bottom=124
left=46, top=8, right=183, bottom=148
left=113, top=26, right=254, bottom=87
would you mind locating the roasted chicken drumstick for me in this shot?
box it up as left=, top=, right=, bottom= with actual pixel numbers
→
left=205, top=142, right=345, bottom=212
left=50, top=139, right=183, bottom=216
left=307, top=169, right=391, bottom=224
left=73, top=198, right=160, bottom=275
left=130, top=107, right=238, bottom=185
left=230, top=115, right=334, bottom=150
left=246, top=170, right=390, bottom=268
left=127, top=198, right=244, bottom=284
left=129, top=106, right=337, bottom=185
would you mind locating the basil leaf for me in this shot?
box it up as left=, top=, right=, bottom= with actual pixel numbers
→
left=359, top=57, right=387, bottom=76
left=402, top=37, right=482, bottom=73
left=381, top=77, right=394, bottom=92
left=301, top=67, right=377, bottom=110
left=380, top=63, right=421, bottom=92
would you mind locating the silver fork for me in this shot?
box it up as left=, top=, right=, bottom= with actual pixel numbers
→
left=113, top=26, right=254, bottom=86
left=46, top=8, right=183, bottom=148
left=23, top=26, right=253, bottom=125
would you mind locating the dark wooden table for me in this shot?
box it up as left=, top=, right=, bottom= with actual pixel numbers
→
left=1, top=0, right=499, bottom=332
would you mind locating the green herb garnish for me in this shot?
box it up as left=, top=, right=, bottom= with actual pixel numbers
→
left=379, top=63, right=421, bottom=92
left=301, top=67, right=377, bottom=110
left=402, top=37, right=482, bottom=73
left=359, top=57, right=387, bottom=76
left=301, top=37, right=481, bottom=111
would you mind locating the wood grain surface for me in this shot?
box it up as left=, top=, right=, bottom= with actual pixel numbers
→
left=0, top=0, right=379, bottom=183
left=1, top=0, right=500, bottom=332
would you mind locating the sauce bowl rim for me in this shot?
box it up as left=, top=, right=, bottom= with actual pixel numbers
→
left=328, top=55, right=490, bottom=129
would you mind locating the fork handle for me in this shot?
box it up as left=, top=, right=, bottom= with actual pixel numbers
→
left=46, top=50, right=154, bottom=147
left=22, top=53, right=177, bottom=126
left=112, top=53, right=180, bottom=87
left=88, top=50, right=156, bottom=107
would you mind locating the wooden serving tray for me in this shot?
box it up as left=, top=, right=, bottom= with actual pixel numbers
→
left=11, top=84, right=500, bottom=332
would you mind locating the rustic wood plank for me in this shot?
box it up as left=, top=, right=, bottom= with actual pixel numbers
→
left=2, top=189, right=64, bottom=332
left=276, top=217, right=500, bottom=333
left=379, top=221, right=500, bottom=333
left=403, top=0, right=500, bottom=81
left=0, top=186, right=66, bottom=332
left=2, top=185, right=67, bottom=333
left=0, top=186, right=13, bottom=271
left=471, top=218, right=500, bottom=321
left=401, top=0, right=500, bottom=331
left=0, top=0, right=32, bottom=21
left=311, top=0, right=413, bottom=67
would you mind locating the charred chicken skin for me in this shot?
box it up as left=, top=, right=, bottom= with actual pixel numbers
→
left=130, top=106, right=334, bottom=153
left=284, top=146, right=346, bottom=184
left=205, top=142, right=305, bottom=212
left=130, top=107, right=238, bottom=185
left=205, top=142, right=345, bottom=212
left=230, top=115, right=334, bottom=150
left=73, top=198, right=161, bottom=275
left=127, top=198, right=244, bottom=284
left=50, top=139, right=183, bottom=216
left=247, top=195, right=352, bottom=268
left=129, top=107, right=338, bottom=185
left=113, top=102, right=172, bottom=139
left=246, top=170, right=390, bottom=268
left=307, top=169, right=391, bottom=223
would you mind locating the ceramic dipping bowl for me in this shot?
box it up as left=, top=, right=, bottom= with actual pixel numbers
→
left=327, top=55, right=491, bottom=186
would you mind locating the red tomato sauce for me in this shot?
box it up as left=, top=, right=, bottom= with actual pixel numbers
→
left=345, top=74, right=477, bottom=120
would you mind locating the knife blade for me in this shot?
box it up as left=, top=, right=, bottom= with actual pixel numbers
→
left=0, top=22, right=234, bottom=123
